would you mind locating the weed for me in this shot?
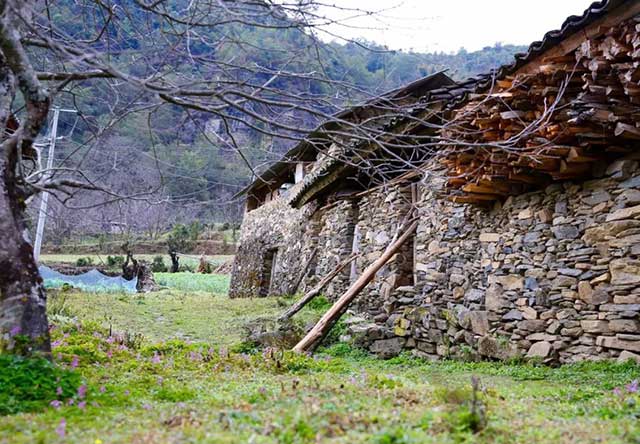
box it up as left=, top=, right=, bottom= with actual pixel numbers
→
left=0, top=354, right=80, bottom=415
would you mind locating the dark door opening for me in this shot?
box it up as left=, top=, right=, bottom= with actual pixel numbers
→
left=259, top=248, right=278, bottom=297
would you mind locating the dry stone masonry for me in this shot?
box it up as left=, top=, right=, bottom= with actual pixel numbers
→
left=231, top=1, right=640, bottom=364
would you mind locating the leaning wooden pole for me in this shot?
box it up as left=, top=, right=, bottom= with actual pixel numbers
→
left=292, top=219, right=418, bottom=354
left=278, top=253, right=358, bottom=322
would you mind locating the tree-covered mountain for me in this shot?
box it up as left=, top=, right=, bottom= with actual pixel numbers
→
left=36, top=1, right=526, bottom=236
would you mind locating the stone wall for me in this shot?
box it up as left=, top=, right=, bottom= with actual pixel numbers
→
left=350, top=185, right=414, bottom=314
left=357, top=162, right=640, bottom=363
left=229, top=198, right=318, bottom=298
left=312, top=200, right=359, bottom=300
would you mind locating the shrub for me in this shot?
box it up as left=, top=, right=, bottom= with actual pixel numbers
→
left=151, top=255, right=168, bottom=273
left=106, top=255, right=125, bottom=267
left=0, top=354, right=80, bottom=415
left=75, top=257, right=94, bottom=267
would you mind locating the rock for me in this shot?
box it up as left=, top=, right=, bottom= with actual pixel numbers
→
left=518, top=320, right=547, bottom=332
left=583, top=220, right=640, bottom=244
left=617, top=350, right=640, bottom=364
left=478, top=335, right=521, bottom=360
left=610, top=320, right=640, bottom=333
left=617, top=189, right=640, bottom=205
left=374, top=231, right=390, bottom=245
left=552, top=225, right=580, bottom=240
left=553, top=275, right=577, bottom=288
left=465, top=289, right=484, bottom=303
left=536, top=209, right=553, bottom=223
left=596, top=336, right=640, bottom=353
left=577, top=281, right=609, bottom=305
left=485, top=284, right=510, bottom=311
left=369, top=337, right=406, bottom=359
left=605, top=204, right=640, bottom=222
left=582, top=190, right=611, bottom=206
left=488, top=274, right=524, bottom=291
left=580, top=320, right=610, bottom=334
left=393, top=318, right=411, bottom=336
left=558, top=268, right=582, bottom=277
left=609, top=259, right=640, bottom=285
left=605, top=159, right=638, bottom=179
left=600, top=304, right=640, bottom=312
left=503, top=309, right=523, bottom=321
left=518, top=208, right=533, bottom=219
left=523, top=232, right=541, bottom=244
left=479, top=232, right=500, bottom=242
left=469, top=311, right=490, bottom=335
left=520, top=306, right=538, bottom=320
left=527, top=341, right=552, bottom=358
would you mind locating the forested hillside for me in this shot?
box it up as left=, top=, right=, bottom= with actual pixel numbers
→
left=38, top=0, right=526, bottom=239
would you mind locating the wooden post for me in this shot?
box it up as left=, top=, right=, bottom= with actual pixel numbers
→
left=290, top=247, right=318, bottom=294
left=278, top=253, right=358, bottom=322
left=292, top=219, right=418, bottom=354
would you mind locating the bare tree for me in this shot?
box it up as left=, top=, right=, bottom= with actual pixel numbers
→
left=0, top=0, right=413, bottom=355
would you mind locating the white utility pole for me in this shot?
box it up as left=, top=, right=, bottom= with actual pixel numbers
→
left=33, top=107, right=60, bottom=262
left=33, top=107, right=77, bottom=262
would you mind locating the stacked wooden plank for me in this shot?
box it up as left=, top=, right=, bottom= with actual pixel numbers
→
left=440, top=16, right=640, bottom=204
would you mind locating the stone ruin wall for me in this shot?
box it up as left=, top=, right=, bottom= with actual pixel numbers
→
left=354, top=161, right=640, bottom=363
left=229, top=198, right=318, bottom=298
left=349, top=185, right=415, bottom=314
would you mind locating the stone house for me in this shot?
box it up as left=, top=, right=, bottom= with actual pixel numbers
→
left=230, top=0, right=640, bottom=364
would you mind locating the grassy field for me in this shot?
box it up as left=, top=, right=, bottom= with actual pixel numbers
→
left=1, top=277, right=639, bottom=444
left=40, top=254, right=234, bottom=270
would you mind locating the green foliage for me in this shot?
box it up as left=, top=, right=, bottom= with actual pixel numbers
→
left=151, top=255, right=168, bottom=273
left=306, top=295, right=331, bottom=311
left=106, top=255, right=125, bottom=267
left=0, top=354, right=80, bottom=415
left=167, top=224, right=194, bottom=254
left=75, top=257, right=94, bottom=267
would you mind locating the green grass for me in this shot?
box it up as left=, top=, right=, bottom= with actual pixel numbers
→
left=40, top=254, right=234, bottom=270
left=1, top=289, right=639, bottom=444
left=155, top=272, right=230, bottom=293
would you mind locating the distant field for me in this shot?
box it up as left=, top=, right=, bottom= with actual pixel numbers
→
left=40, top=254, right=234, bottom=270
left=155, top=272, right=230, bottom=293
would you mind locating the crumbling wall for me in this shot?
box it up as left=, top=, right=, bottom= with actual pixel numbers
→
left=229, top=198, right=318, bottom=298
left=357, top=162, right=640, bottom=364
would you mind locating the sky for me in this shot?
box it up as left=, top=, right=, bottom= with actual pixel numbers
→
left=318, top=0, right=595, bottom=53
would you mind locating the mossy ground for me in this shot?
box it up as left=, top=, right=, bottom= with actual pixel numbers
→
left=1, top=277, right=639, bottom=444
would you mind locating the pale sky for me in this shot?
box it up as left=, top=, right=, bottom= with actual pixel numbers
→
left=319, top=0, right=594, bottom=53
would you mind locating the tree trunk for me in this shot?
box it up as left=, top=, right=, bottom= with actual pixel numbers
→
left=292, top=220, right=418, bottom=354
left=0, top=159, right=51, bottom=356
left=169, top=251, right=179, bottom=273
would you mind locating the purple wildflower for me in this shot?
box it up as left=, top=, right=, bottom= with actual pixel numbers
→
left=70, top=356, right=79, bottom=369
left=106, top=350, right=113, bottom=359
left=106, top=336, right=115, bottom=344
left=613, top=387, right=622, bottom=397
left=151, top=353, right=162, bottom=364
left=9, top=325, right=21, bottom=336
left=56, top=387, right=63, bottom=396
left=99, top=385, right=106, bottom=393
left=142, top=403, right=152, bottom=410
left=55, top=419, right=66, bottom=438
left=67, top=399, right=74, bottom=406
left=77, top=384, right=87, bottom=399
left=627, top=380, right=639, bottom=393
left=50, top=400, right=62, bottom=409
left=51, top=339, right=63, bottom=348
left=77, top=401, right=86, bottom=410
left=124, top=390, right=130, bottom=396
left=156, top=376, right=164, bottom=386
